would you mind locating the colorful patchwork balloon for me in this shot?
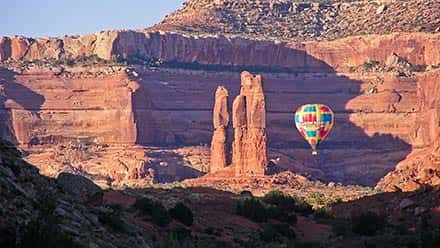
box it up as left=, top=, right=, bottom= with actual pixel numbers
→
left=294, top=104, right=334, bottom=155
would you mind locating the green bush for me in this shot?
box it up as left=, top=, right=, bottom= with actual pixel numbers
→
left=133, top=197, right=171, bottom=227
left=351, top=211, right=387, bottom=236
left=266, top=205, right=297, bottom=224
left=21, top=219, right=75, bottom=248
left=262, top=190, right=296, bottom=210
left=236, top=198, right=268, bottom=223
left=169, top=202, right=194, bottom=226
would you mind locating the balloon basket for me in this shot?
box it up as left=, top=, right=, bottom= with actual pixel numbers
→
left=312, top=150, right=318, bottom=156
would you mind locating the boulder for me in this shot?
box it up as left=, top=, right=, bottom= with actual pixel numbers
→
left=399, top=198, right=415, bottom=210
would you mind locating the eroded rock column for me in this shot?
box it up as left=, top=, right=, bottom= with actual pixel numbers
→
left=233, top=71, right=267, bottom=176
left=210, top=86, right=229, bottom=173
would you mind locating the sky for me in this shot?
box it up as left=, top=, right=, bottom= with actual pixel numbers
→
left=1, top=0, right=186, bottom=37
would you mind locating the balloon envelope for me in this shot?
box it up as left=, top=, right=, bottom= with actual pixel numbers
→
left=294, top=104, right=334, bottom=155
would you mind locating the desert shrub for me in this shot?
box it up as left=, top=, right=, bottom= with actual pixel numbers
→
left=313, top=207, right=334, bottom=220
left=259, top=223, right=296, bottom=243
left=0, top=139, right=23, bottom=175
left=98, top=210, right=127, bottom=233
left=162, top=227, right=192, bottom=248
left=351, top=211, right=387, bottom=236
left=266, top=205, right=297, bottom=224
left=240, top=190, right=253, bottom=198
left=362, top=60, right=381, bottom=71
left=236, top=198, right=268, bottom=223
left=21, top=219, right=75, bottom=248
left=259, top=224, right=278, bottom=242
left=0, top=227, right=16, bottom=248
left=133, top=197, right=171, bottom=227
left=331, top=219, right=351, bottom=236
left=263, top=190, right=296, bottom=209
left=308, top=192, right=326, bottom=206
left=292, top=240, right=323, bottom=248
left=204, top=227, right=223, bottom=237
left=169, top=202, right=194, bottom=226
left=263, top=190, right=313, bottom=216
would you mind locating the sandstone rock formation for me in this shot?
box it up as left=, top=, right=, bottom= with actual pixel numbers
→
left=232, top=72, right=267, bottom=176
left=376, top=69, right=440, bottom=191
left=210, top=86, right=229, bottom=173
left=209, top=72, right=267, bottom=177
left=2, top=31, right=440, bottom=74
left=1, top=15, right=440, bottom=187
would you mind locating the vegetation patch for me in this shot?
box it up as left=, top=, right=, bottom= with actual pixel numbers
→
left=236, top=198, right=268, bottom=223
left=133, top=197, right=171, bottom=227
left=169, top=202, right=194, bottom=226
left=351, top=211, right=387, bottom=236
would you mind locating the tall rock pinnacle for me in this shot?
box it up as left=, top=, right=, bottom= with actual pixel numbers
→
left=233, top=71, right=267, bottom=176
left=209, top=72, right=268, bottom=176
left=210, top=86, right=229, bottom=173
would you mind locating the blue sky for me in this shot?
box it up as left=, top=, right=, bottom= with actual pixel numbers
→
left=1, top=0, right=186, bottom=37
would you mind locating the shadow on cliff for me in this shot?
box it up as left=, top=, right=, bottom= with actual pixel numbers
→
left=130, top=48, right=412, bottom=186
left=331, top=186, right=440, bottom=229
left=0, top=68, right=45, bottom=145
left=259, top=53, right=412, bottom=186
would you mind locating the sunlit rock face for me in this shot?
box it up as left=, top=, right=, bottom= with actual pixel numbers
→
left=0, top=30, right=439, bottom=187
left=232, top=72, right=267, bottom=176
left=210, top=86, right=229, bottom=173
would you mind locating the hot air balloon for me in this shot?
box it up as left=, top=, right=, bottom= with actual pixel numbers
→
left=294, top=104, right=334, bottom=155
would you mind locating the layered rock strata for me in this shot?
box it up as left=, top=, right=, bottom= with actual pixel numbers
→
left=377, top=70, right=440, bottom=191
left=2, top=32, right=440, bottom=74
left=1, top=30, right=440, bottom=187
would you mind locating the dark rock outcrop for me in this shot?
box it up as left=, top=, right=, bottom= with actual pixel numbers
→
left=57, top=172, right=103, bottom=204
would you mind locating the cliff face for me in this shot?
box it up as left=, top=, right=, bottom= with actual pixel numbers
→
left=1, top=29, right=440, bottom=187
left=377, top=70, right=440, bottom=191
left=2, top=32, right=440, bottom=73
left=0, top=67, right=138, bottom=146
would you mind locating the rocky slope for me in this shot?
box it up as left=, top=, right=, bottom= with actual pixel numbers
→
left=8, top=136, right=439, bottom=248
left=156, top=0, right=440, bottom=41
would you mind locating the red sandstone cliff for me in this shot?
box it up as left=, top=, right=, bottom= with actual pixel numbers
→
left=377, top=70, right=440, bottom=191
left=2, top=32, right=440, bottom=73
left=1, top=29, right=440, bottom=188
